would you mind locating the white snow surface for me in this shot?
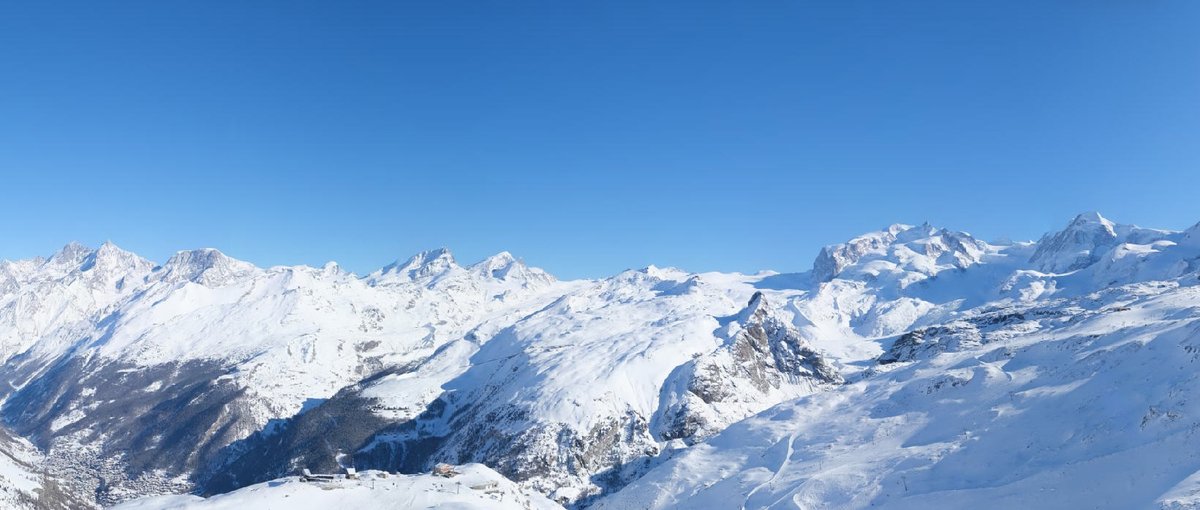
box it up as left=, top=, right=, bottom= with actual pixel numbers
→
left=593, top=213, right=1200, bottom=510
left=598, top=283, right=1200, bottom=509
left=110, top=464, right=561, bottom=510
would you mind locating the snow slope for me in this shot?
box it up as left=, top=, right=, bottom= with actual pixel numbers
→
left=596, top=215, right=1200, bottom=510
left=112, top=464, right=561, bottom=510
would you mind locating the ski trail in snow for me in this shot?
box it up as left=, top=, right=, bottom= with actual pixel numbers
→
left=742, top=432, right=796, bottom=510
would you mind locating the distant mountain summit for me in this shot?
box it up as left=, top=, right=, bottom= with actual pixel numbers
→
left=812, top=222, right=991, bottom=285
left=367, top=247, right=458, bottom=284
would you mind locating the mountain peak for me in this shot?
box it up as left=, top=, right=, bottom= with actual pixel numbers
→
left=470, top=251, right=556, bottom=286
left=424, top=247, right=454, bottom=258
left=48, top=241, right=91, bottom=267
left=368, top=247, right=459, bottom=285
left=1029, top=212, right=1121, bottom=273
left=739, top=291, right=770, bottom=323
left=1069, top=211, right=1113, bottom=227
left=812, top=228, right=903, bottom=282
left=157, top=248, right=258, bottom=286
left=812, top=223, right=988, bottom=283
left=1181, top=221, right=1200, bottom=248
left=79, top=241, right=152, bottom=278
left=397, top=248, right=457, bottom=271
left=471, top=251, right=518, bottom=276
left=485, top=251, right=516, bottom=264
left=91, top=240, right=132, bottom=260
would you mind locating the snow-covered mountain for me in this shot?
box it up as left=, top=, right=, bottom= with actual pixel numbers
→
left=0, top=243, right=575, bottom=505
left=1, top=212, right=1199, bottom=509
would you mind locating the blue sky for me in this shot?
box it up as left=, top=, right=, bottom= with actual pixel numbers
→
left=2, top=2, right=1198, bottom=278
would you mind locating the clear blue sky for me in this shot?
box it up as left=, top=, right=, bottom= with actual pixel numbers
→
left=2, top=2, right=1198, bottom=279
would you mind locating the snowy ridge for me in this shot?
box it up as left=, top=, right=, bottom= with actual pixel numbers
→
left=0, top=244, right=578, bottom=505
left=366, top=247, right=458, bottom=285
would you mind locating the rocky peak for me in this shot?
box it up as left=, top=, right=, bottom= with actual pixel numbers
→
left=812, top=227, right=906, bottom=282
left=1180, top=221, right=1200, bottom=249
left=156, top=248, right=259, bottom=286
left=46, top=241, right=92, bottom=270
left=367, top=248, right=458, bottom=285
left=738, top=291, right=770, bottom=324
left=734, top=293, right=840, bottom=386
left=469, top=251, right=556, bottom=286
left=77, top=241, right=155, bottom=289
left=471, top=251, right=517, bottom=277
left=1029, top=212, right=1122, bottom=273
left=656, top=290, right=840, bottom=443
left=0, top=257, right=41, bottom=287
left=80, top=241, right=150, bottom=272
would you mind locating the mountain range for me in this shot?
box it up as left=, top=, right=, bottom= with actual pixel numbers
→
left=2, top=212, right=1199, bottom=509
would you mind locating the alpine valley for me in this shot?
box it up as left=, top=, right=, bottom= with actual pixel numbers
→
left=3, top=212, right=1200, bottom=509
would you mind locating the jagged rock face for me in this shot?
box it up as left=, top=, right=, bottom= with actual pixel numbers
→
left=740, top=305, right=841, bottom=388
left=428, top=401, right=660, bottom=501
left=655, top=293, right=841, bottom=443
left=879, top=324, right=984, bottom=364
left=813, top=225, right=906, bottom=282
left=878, top=306, right=1075, bottom=364
left=371, top=365, right=667, bottom=504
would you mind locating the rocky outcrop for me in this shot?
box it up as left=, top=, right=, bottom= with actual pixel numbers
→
left=813, top=225, right=906, bottom=282
left=878, top=306, right=1070, bottom=364
left=655, top=292, right=841, bottom=443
